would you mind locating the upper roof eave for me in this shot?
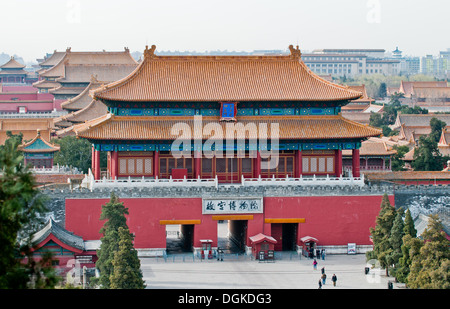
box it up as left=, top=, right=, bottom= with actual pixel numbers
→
left=92, top=45, right=363, bottom=103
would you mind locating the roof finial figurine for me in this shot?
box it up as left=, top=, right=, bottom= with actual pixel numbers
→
left=289, top=44, right=302, bottom=59
left=144, top=45, right=157, bottom=58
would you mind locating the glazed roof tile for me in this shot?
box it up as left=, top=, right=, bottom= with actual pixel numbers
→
left=342, top=140, right=396, bottom=156
left=0, top=57, right=25, bottom=69
left=59, top=81, right=101, bottom=111
left=73, top=114, right=381, bottom=141
left=31, top=218, right=84, bottom=251
left=18, top=130, right=60, bottom=153
left=39, top=49, right=137, bottom=78
left=92, top=45, right=363, bottom=103
left=399, top=81, right=448, bottom=97
left=56, top=64, right=137, bottom=84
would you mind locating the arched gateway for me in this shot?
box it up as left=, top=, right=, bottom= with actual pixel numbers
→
left=67, top=45, right=386, bottom=256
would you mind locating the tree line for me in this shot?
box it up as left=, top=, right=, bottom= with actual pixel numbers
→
left=368, top=194, right=449, bottom=289
left=0, top=135, right=144, bottom=289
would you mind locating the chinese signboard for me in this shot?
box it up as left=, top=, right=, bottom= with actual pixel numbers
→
left=202, top=198, right=263, bottom=214
left=220, top=102, right=237, bottom=121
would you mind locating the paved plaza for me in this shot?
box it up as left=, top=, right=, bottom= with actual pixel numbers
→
left=140, top=221, right=404, bottom=290
left=140, top=253, right=403, bottom=290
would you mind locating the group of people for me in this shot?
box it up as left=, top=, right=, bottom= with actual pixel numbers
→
left=314, top=260, right=337, bottom=288
left=308, top=247, right=326, bottom=260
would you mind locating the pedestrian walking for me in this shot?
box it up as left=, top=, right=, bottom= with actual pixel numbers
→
left=321, top=249, right=326, bottom=260
left=313, top=259, right=317, bottom=270
left=332, top=274, right=337, bottom=287
left=321, top=267, right=325, bottom=274
left=321, top=273, right=326, bottom=285
left=318, top=279, right=322, bottom=289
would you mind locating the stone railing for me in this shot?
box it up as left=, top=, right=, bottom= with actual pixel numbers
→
left=30, top=164, right=82, bottom=175
left=80, top=169, right=365, bottom=191
left=241, top=174, right=365, bottom=187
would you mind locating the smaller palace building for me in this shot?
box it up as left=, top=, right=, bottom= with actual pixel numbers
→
left=64, top=45, right=387, bottom=256
left=28, top=218, right=98, bottom=278
left=18, top=130, right=60, bottom=169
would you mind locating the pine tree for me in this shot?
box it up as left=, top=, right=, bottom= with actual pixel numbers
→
left=0, top=135, right=57, bottom=288
left=369, top=193, right=396, bottom=276
left=95, top=192, right=129, bottom=289
left=389, top=209, right=405, bottom=278
left=395, top=208, right=418, bottom=283
left=403, top=209, right=417, bottom=238
left=407, top=215, right=450, bottom=289
left=110, top=227, right=145, bottom=289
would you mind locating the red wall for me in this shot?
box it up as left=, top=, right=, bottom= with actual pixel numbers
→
left=65, top=194, right=394, bottom=249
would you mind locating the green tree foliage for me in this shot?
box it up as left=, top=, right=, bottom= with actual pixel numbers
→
left=369, top=93, right=428, bottom=132
left=390, top=145, right=410, bottom=171
left=407, top=215, right=450, bottom=289
left=394, top=209, right=417, bottom=283
left=378, top=82, right=387, bottom=98
left=396, top=234, right=423, bottom=284
left=369, top=194, right=396, bottom=276
left=51, top=136, right=92, bottom=173
left=110, top=227, right=145, bottom=289
left=95, top=192, right=130, bottom=289
left=412, top=135, right=445, bottom=171
left=0, top=135, right=58, bottom=288
left=390, top=209, right=405, bottom=263
left=403, top=209, right=417, bottom=238
left=429, top=118, right=446, bottom=143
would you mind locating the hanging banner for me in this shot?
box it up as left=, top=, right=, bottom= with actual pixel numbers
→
left=202, top=198, right=263, bottom=215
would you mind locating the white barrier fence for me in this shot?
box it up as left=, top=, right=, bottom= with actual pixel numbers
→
left=80, top=169, right=365, bottom=191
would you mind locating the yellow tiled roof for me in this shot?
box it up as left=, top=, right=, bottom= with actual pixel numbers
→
left=92, top=45, right=363, bottom=103
left=73, top=114, right=381, bottom=141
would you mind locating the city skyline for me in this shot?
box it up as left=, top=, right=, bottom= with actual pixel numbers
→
left=1, top=0, right=449, bottom=63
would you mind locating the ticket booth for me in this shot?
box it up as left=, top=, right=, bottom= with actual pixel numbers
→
left=249, top=233, right=277, bottom=260
left=200, top=239, right=213, bottom=259
left=300, top=236, right=319, bottom=258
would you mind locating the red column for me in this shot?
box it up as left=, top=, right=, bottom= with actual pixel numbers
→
left=255, top=151, right=261, bottom=178
left=153, top=150, right=159, bottom=178
left=110, top=151, right=118, bottom=180
left=91, top=145, right=95, bottom=174
left=352, top=149, right=360, bottom=177
left=194, top=151, right=201, bottom=178
left=295, top=150, right=302, bottom=178
left=94, top=150, right=101, bottom=180
left=335, top=150, right=342, bottom=177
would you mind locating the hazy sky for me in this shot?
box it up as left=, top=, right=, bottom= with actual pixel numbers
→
left=1, top=0, right=449, bottom=62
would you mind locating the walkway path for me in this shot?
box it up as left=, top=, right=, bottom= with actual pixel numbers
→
left=140, top=253, right=404, bottom=289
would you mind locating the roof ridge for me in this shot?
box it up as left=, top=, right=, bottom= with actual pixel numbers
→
left=92, top=44, right=363, bottom=102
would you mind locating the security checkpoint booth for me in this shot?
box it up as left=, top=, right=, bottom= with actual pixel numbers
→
left=199, top=239, right=213, bottom=259
left=300, top=236, right=319, bottom=258
left=249, top=233, right=277, bottom=261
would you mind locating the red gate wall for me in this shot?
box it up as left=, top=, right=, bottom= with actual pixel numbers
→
left=65, top=194, right=394, bottom=249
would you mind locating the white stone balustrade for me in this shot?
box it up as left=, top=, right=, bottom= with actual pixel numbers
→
left=80, top=169, right=365, bottom=191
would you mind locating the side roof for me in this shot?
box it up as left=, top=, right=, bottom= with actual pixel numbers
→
left=18, top=130, right=60, bottom=153
left=31, top=218, right=84, bottom=252
left=0, top=57, right=26, bottom=69
left=39, top=48, right=137, bottom=78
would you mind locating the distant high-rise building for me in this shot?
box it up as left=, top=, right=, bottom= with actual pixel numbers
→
left=421, top=55, right=437, bottom=75
left=303, top=48, right=399, bottom=77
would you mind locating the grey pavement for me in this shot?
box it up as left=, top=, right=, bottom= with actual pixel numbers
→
left=140, top=253, right=404, bottom=290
